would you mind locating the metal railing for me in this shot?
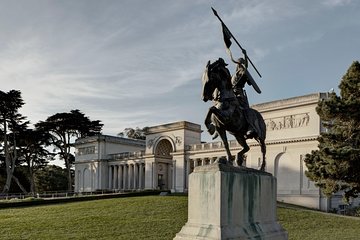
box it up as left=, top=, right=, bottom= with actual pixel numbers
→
left=0, top=191, right=75, bottom=201
left=0, top=190, right=122, bottom=201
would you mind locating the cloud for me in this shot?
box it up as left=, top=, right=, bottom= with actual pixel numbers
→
left=322, top=0, right=353, bottom=7
left=274, top=32, right=324, bottom=52
left=215, top=0, right=309, bottom=33
left=1, top=0, right=359, bottom=138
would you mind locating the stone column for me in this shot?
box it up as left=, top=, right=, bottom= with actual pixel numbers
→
left=108, top=166, right=112, bottom=189
left=90, top=164, right=93, bottom=191
left=139, top=163, right=143, bottom=189
left=167, top=163, right=172, bottom=191
left=142, top=163, right=146, bottom=189
left=144, top=157, right=155, bottom=190
left=74, top=170, right=79, bottom=192
left=126, top=164, right=130, bottom=190
left=172, top=160, right=176, bottom=191
left=153, top=162, right=157, bottom=189
left=118, top=165, right=123, bottom=190
left=123, top=165, right=128, bottom=190
left=185, top=158, right=191, bottom=190
left=201, top=158, right=205, bottom=166
left=127, top=164, right=131, bottom=189
left=95, top=162, right=99, bottom=190
left=128, top=164, right=133, bottom=189
left=134, top=163, right=139, bottom=190
left=132, top=164, right=135, bottom=189
left=113, top=165, right=118, bottom=189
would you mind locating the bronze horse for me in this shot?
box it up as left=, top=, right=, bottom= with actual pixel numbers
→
left=201, top=59, right=266, bottom=171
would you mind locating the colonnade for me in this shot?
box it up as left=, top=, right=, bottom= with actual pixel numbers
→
left=108, top=162, right=145, bottom=190
left=108, top=157, right=223, bottom=191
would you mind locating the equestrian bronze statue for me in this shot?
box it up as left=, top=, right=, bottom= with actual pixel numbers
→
left=201, top=7, right=266, bottom=170
left=201, top=57, right=266, bottom=171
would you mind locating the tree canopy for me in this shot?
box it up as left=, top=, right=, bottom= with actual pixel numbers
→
left=36, top=109, right=103, bottom=191
left=118, top=127, right=149, bottom=140
left=0, top=90, right=27, bottom=193
left=0, top=89, right=104, bottom=194
left=17, top=128, right=54, bottom=194
left=305, top=61, right=360, bottom=202
left=34, top=165, right=70, bottom=192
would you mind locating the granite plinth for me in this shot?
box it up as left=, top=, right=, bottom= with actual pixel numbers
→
left=174, top=163, right=288, bottom=239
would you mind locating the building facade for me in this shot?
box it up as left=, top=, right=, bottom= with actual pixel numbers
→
left=74, top=93, right=348, bottom=211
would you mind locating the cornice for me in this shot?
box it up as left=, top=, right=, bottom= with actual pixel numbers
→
left=187, top=135, right=319, bottom=154
left=74, top=134, right=145, bottom=147
left=74, top=159, right=102, bottom=164
left=147, top=121, right=202, bottom=134
left=252, top=92, right=329, bottom=113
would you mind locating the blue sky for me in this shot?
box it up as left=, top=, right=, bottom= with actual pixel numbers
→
left=1, top=0, right=359, bottom=141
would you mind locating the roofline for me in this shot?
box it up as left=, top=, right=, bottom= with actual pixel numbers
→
left=252, top=92, right=329, bottom=113
left=147, top=120, right=202, bottom=134
left=74, top=134, right=145, bottom=147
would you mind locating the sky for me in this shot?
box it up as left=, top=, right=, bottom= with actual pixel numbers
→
left=1, top=0, right=359, bottom=142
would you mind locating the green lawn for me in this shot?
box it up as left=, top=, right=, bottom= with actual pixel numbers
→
left=0, top=196, right=359, bottom=240
left=278, top=206, right=360, bottom=240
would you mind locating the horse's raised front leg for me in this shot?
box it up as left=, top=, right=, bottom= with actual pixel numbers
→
left=205, top=106, right=216, bottom=135
left=235, top=135, right=250, bottom=167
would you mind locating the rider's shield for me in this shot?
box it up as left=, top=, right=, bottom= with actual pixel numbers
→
left=246, top=69, right=261, bottom=94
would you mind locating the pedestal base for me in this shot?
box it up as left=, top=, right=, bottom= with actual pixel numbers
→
left=174, top=163, right=288, bottom=239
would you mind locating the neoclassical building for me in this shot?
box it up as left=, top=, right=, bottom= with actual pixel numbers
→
left=74, top=93, right=348, bottom=211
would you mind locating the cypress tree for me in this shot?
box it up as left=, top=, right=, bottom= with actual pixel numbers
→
left=305, top=61, right=360, bottom=202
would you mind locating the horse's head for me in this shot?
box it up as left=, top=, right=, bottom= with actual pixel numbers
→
left=201, top=58, right=231, bottom=102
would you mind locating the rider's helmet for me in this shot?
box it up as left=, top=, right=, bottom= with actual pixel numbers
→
left=217, top=58, right=228, bottom=66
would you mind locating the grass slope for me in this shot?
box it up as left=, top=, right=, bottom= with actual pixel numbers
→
left=278, top=206, right=360, bottom=240
left=0, top=196, right=360, bottom=240
left=0, top=196, right=187, bottom=240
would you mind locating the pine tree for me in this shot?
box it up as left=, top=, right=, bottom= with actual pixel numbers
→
left=0, top=90, right=27, bottom=193
left=305, top=61, right=360, bottom=202
left=17, top=128, right=54, bottom=195
left=36, top=109, right=103, bottom=191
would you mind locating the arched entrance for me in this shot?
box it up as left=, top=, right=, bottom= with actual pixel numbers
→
left=154, top=139, right=173, bottom=190
left=274, top=152, right=300, bottom=194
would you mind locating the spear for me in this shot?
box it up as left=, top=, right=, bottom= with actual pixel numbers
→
left=211, top=7, right=262, bottom=78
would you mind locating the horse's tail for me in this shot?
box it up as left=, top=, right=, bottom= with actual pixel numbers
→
left=252, top=108, right=267, bottom=171
left=249, top=108, right=266, bottom=141
left=257, top=110, right=266, bottom=141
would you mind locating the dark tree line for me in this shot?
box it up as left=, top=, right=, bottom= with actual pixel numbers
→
left=0, top=90, right=103, bottom=194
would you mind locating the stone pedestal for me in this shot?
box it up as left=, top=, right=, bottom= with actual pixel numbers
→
left=174, top=163, right=288, bottom=239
